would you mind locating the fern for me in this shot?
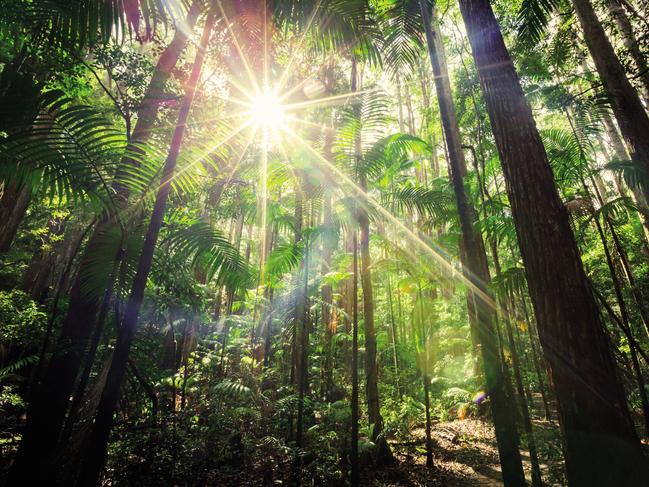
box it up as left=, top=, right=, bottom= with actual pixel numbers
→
left=212, top=380, right=252, bottom=401
left=0, top=354, right=39, bottom=379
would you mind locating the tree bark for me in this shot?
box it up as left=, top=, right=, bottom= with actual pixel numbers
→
left=572, top=0, right=649, bottom=203
left=0, top=182, right=30, bottom=252
left=605, top=0, right=649, bottom=106
left=458, top=0, right=647, bottom=484
left=419, top=3, right=525, bottom=484
left=75, top=9, right=215, bottom=484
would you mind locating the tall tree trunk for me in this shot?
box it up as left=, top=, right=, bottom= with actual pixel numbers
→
left=386, top=275, right=401, bottom=398
left=572, top=0, right=649, bottom=202
left=351, top=55, right=387, bottom=456
left=419, top=3, right=525, bottom=484
left=358, top=171, right=384, bottom=446
left=294, top=188, right=309, bottom=449
left=605, top=0, right=649, bottom=106
left=321, top=120, right=335, bottom=400
left=502, top=301, right=543, bottom=487
left=598, top=114, right=649, bottom=251
left=6, top=5, right=203, bottom=484
left=458, top=0, right=647, bottom=484
left=75, top=10, right=215, bottom=484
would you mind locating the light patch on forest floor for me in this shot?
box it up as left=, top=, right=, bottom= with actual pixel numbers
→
left=366, top=418, right=562, bottom=486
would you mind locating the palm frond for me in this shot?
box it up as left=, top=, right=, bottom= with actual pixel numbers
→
left=18, top=0, right=189, bottom=49
left=516, top=0, right=564, bottom=46
left=382, top=183, right=455, bottom=222
left=0, top=89, right=126, bottom=209
left=161, top=216, right=253, bottom=291
left=604, top=159, right=649, bottom=195
left=377, top=0, right=424, bottom=77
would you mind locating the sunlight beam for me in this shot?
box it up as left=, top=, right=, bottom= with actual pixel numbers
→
left=281, top=88, right=380, bottom=110
left=216, top=0, right=261, bottom=95
left=280, top=125, right=497, bottom=310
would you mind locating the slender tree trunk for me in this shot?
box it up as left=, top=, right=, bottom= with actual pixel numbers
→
left=0, top=182, right=30, bottom=252
left=423, top=371, right=433, bottom=468
left=503, top=301, right=543, bottom=487
left=76, top=10, right=214, bottom=484
left=7, top=5, right=203, bottom=483
left=351, top=55, right=387, bottom=455
left=591, top=210, right=649, bottom=437
left=517, top=292, right=554, bottom=423
left=458, top=0, right=647, bottom=484
left=295, top=191, right=309, bottom=449
left=321, top=123, right=335, bottom=400
left=358, top=171, right=384, bottom=444
left=572, top=0, right=649, bottom=202
left=419, top=3, right=525, bottom=484
left=350, top=230, right=359, bottom=487
left=386, top=275, right=401, bottom=398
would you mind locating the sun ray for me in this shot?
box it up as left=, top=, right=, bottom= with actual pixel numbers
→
left=133, top=119, right=255, bottom=211
left=274, top=0, right=324, bottom=95
left=168, top=119, right=255, bottom=186
left=281, top=88, right=380, bottom=111
left=225, top=77, right=258, bottom=103
left=276, top=74, right=319, bottom=102
left=283, top=114, right=336, bottom=133
left=216, top=0, right=261, bottom=96
left=280, top=125, right=497, bottom=310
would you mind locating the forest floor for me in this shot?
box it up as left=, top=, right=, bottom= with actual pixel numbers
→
left=365, top=417, right=564, bottom=486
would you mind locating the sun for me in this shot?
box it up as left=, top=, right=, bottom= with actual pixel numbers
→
left=250, top=88, right=285, bottom=128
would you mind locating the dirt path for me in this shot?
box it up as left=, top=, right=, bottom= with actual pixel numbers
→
left=366, top=418, right=563, bottom=486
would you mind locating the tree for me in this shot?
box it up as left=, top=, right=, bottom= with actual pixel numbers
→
left=6, top=4, right=203, bottom=483
left=459, top=0, right=648, bottom=484
left=76, top=7, right=217, bottom=483
left=571, top=0, right=649, bottom=203
left=418, top=1, right=525, bottom=484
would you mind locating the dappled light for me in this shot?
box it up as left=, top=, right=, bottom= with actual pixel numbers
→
left=2, top=1, right=649, bottom=486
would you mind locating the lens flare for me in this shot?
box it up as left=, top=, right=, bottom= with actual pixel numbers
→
left=250, top=89, right=285, bottom=128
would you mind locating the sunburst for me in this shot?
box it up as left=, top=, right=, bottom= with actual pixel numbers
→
left=152, top=0, right=496, bottom=310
